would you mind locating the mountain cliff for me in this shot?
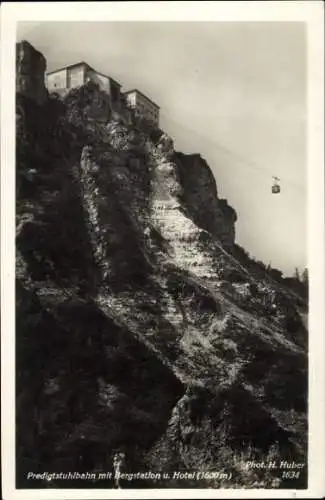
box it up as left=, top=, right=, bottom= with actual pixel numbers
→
left=16, top=40, right=48, bottom=105
left=16, top=43, right=308, bottom=489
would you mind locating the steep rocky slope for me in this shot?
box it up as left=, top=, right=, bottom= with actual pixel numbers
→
left=16, top=44, right=308, bottom=490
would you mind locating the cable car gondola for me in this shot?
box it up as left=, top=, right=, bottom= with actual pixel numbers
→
left=272, top=176, right=280, bottom=194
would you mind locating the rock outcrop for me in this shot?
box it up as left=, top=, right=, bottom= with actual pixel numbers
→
left=16, top=40, right=47, bottom=105
left=174, top=152, right=237, bottom=249
left=15, top=42, right=308, bottom=490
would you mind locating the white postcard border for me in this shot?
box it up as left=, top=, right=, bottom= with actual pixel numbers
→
left=1, top=2, right=324, bottom=499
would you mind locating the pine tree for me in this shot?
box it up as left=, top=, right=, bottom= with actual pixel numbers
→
left=294, top=267, right=301, bottom=282
left=302, top=268, right=308, bottom=287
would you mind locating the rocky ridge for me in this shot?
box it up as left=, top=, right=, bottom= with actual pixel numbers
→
left=15, top=42, right=308, bottom=489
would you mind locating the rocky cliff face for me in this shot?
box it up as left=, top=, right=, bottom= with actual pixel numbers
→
left=174, top=152, right=237, bottom=249
left=16, top=40, right=48, bottom=105
left=16, top=44, right=308, bottom=490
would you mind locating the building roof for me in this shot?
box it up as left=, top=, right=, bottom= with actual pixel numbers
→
left=46, top=61, right=89, bottom=75
left=123, top=88, right=160, bottom=110
left=47, top=61, right=121, bottom=87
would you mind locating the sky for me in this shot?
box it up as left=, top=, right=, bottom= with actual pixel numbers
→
left=16, top=21, right=307, bottom=277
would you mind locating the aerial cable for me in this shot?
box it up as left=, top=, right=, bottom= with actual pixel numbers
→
left=160, top=111, right=305, bottom=193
